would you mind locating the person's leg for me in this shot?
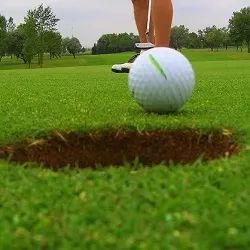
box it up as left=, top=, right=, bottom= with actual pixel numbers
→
left=133, top=0, right=155, bottom=45
left=112, top=0, right=155, bottom=73
left=148, top=12, right=155, bottom=44
left=132, top=0, right=150, bottom=43
left=151, top=0, right=173, bottom=47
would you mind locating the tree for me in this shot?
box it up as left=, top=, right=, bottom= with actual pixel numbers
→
left=203, top=26, right=224, bottom=51
left=7, top=17, right=16, bottom=32
left=44, top=31, right=62, bottom=58
left=25, top=4, right=59, bottom=66
left=229, top=7, right=250, bottom=53
left=67, top=37, right=82, bottom=58
left=92, top=43, right=97, bottom=55
left=0, top=14, right=7, bottom=61
left=198, top=29, right=205, bottom=48
left=5, top=31, right=18, bottom=57
left=13, top=24, right=29, bottom=63
left=81, top=47, right=86, bottom=53
left=170, top=25, right=189, bottom=50
left=229, top=25, right=243, bottom=51
left=62, top=37, right=71, bottom=54
left=117, top=33, right=135, bottom=52
left=221, top=27, right=231, bottom=50
left=187, top=32, right=200, bottom=49
left=93, top=33, right=138, bottom=54
left=95, top=34, right=111, bottom=54
left=129, top=33, right=139, bottom=46
left=22, top=16, right=38, bottom=68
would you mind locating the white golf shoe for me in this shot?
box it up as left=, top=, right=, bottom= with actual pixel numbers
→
left=111, top=43, right=154, bottom=73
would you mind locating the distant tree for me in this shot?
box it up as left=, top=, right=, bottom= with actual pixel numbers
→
left=101, top=34, right=118, bottom=53
left=129, top=32, right=139, bottom=45
left=104, top=34, right=116, bottom=53
left=117, top=33, right=135, bottom=52
left=25, top=4, right=59, bottom=66
left=44, top=31, right=62, bottom=58
left=14, top=24, right=28, bottom=63
left=0, top=15, right=7, bottom=31
left=5, top=18, right=18, bottom=58
left=95, top=34, right=110, bottom=54
left=198, top=29, right=205, bottom=48
left=67, top=37, right=82, bottom=58
left=62, top=37, right=71, bottom=54
left=93, top=33, right=138, bottom=54
left=5, top=31, right=18, bottom=57
left=203, top=26, right=224, bottom=51
left=229, top=25, right=243, bottom=51
left=170, top=25, right=189, bottom=50
left=0, top=14, right=7, bottom=61
left=81, top=46, right=86, bottom=53
left=187, top=32, right=200, bottom=49
left=22, top=16, right=38, bottom=68
left=221, top=27, right=231, bottom=50
left=92, top=43, right=97, bottom=55
left=229, top=7, right=250, bottom=53
left=6, top=17, right=16, bottom=32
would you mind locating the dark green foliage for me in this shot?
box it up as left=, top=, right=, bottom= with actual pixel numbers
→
left=62, top=37, right=71, bottom=54
left=197, top=30, right=205, bottom=48
left=22, top=17, right=38, bottom=68
left=25, top=4, right=60, bottom=66
left=44, top=31, right=62, bottom=58
left=81, top=47, right=86, bottom=53
left=6, top=17, right=16, bottom=32
left=229, top=7, right=250, bottom=53
left=221, top=27, right=231, bottom=50
left=92, top=43, right=97, bottom=55
left=202, top=26, right=224, bottom=51
left=0, top=15, right=7, bottom=61
left=92, top=33, right=139, bottom=54
left=187, top=32, right=201, bottom=49
left=170, top=25, right=190, bottom=50
left=170, top=26, right=230, bottom=51
left=5, top=29, right=25, bottom=59
left=66, top=37, right=82, bottom=58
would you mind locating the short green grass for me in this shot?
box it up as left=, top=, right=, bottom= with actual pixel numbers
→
left=0, top=50, right=250, bottom=249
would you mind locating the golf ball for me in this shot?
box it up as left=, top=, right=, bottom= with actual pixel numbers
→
left=128, top=47, right=195, bottom=113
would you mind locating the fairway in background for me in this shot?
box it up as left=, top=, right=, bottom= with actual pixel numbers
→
left=0, top=49, right=249, bottom=70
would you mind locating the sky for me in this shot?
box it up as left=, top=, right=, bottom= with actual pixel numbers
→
left=0, top=0, right=249, bottom=47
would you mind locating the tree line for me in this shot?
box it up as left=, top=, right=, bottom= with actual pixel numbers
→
left=93, top=7, right=250, bottom=54
left=0, top=5, right=249, bottom=68
left=0, top=4, right=84, bottom=67
left=92, top=33, right=139, bottom=54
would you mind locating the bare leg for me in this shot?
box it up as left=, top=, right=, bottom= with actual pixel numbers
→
left=151, top=0, right=173, bottom=47
left=148, top=12, right=155, bottom=44
left=111, top=0, right=155, bottom=73
left=132, top=0, right=150, bottom=43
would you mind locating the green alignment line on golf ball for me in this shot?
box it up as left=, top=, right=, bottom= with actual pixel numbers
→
left=148, top=54, right=168, bottom=80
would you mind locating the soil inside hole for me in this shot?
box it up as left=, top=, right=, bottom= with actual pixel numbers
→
left=0, top=129, right=240, bottom=169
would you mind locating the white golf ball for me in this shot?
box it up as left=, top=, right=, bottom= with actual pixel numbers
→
left=128, top=47, right=195, bottom=113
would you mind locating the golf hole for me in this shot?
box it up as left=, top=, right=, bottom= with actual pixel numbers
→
left=0, top=129, right=239, bottom=169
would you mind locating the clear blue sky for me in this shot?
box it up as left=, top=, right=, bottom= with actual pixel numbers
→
left=1, top=0, right=249, bottom=47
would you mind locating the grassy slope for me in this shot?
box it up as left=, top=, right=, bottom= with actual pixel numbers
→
left=0, top=51, right=250, bottom=249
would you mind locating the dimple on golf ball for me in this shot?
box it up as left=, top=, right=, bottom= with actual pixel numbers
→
left=128, top=47, right=195, bottom=113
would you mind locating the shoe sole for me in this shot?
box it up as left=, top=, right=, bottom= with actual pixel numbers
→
left=111, top=68, right=130, bottom=74
left=135, top=43, right=155, bottom=49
